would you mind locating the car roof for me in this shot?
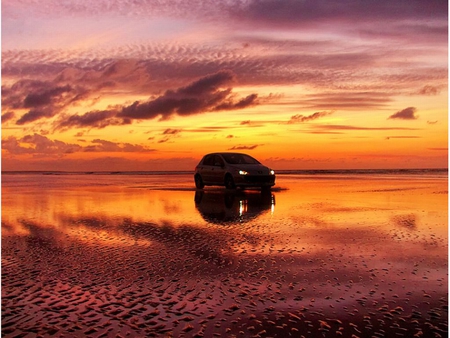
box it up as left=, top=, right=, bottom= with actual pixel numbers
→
left=204, top=152, right=248, bottom=156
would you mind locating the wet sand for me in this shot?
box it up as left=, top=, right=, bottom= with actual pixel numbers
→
left=2, top=172, right=448, bottom=337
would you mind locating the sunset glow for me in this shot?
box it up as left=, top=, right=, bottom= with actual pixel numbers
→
left=2, top=0, right=448, bottom=171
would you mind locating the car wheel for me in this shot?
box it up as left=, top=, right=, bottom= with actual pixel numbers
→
left=224, top=174, right=236, bottom=189
left=194, top=174, right=205, bottom=189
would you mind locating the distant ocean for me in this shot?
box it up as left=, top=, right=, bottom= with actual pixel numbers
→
left=2, top=168, right=448, bottom=176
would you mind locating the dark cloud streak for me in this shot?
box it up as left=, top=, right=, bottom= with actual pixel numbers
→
left=118, top=70, right=254, bottom=120
left=55, top=70, right=259, bottom=130
left=16, top=109, right=56, bottom=125
left=388, top=107, right=418, bottom=120
left=287, top=111, right=332, bottom=124
left=1, top=112, right=15, bottom=124
left=231, top=0, right=448, bottom=28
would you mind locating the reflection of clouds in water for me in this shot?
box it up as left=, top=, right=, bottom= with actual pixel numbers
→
left=2, top=211, right=448, bottom=338
left=160, top=198, right=182, bottom=214
left=2, top=174, right=448, bottom=337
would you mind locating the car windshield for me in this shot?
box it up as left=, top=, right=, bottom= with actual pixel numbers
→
left=222, top=154, right=260, bottom=165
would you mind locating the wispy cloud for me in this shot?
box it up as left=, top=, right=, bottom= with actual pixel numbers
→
left=85, top=139, right=156, bottom=152
left=287, top=111, right=332, bottom=124
left=296, top=92, right=392, bottom=110
left=162, top=128, right=182, bottom=135
left=418, top=85, right=440, bottom=96
left=386, top=136, right=421, bottom=140
left=311, top=124, right=420, bottom=132
left=228, top=145, right=260, bottom=150
left=2, top=134, right=155, bottom=156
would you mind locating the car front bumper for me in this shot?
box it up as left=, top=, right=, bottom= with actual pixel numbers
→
left=235, top=175, right=276, bottom=187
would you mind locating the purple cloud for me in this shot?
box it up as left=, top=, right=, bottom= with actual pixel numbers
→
left=23, top=85, right=72, bottom=108
left=162, top=128, right=182, bottom=135
left=1, top=112, right=15, bottom=124
left=19, top=133, right=82, bottom=155
left=231, top=0, right=448, bottom=27
left=85, top=139, right=155, bottom=153
left=57, top=110, right=124, bottom=129
left=16, top=109, right=56, bottom=125
left=287, top=111, right=332, bottom=124
left=118, top=70, right=251, bottom=120
left=213, top=93, right=258, bottom=111
left=2, top=134, right=155, bottom=155
left=228, top=145, right=259, bottom=150
left=418, top=85, right=440, bottom=96
left=388, top=107, right=418, bottom=120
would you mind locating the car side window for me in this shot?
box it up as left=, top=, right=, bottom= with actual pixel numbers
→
left=214, top=155, right=224, bottom=167
left=203, top=155, right=214, bottom=166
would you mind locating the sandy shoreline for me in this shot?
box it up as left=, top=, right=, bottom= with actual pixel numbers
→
left=2, top=174, right=448, bottom=337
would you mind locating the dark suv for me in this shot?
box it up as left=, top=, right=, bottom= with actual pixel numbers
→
left=194, top=152, right=275, bottom=190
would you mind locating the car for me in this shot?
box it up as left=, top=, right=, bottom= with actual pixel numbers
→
left=194, top=152, right=275, bottom=190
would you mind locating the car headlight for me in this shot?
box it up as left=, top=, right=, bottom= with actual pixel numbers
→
left=270, top=170, right=275, bottom=175
left=239, top=170, right=248, bottom=175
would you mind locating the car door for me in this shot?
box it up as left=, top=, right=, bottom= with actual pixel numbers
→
left=211, top=154, right=226, bottom=184
left=198, top=154, right=215, bottom=184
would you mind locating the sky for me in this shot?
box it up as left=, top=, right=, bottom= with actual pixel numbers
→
left=1, top=0, right=448, bottom=171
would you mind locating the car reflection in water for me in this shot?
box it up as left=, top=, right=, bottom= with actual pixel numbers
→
left=194, top=189, right=275, bottom=224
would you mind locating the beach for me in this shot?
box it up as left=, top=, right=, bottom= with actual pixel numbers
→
left=2, top=171, right=448, bottom=337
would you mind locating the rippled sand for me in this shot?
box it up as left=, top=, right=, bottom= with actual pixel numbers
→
left=2, top=173, right=448, bottom=337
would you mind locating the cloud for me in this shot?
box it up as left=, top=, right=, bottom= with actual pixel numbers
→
left=18, top=133, right=82, bottom=155
left=296, top=92, right=392, bottom=110
left=311, top=124, right=419, bottom=132
left=186, top=127, right=230, bottom=133
left=2, top=136, right=35, bottom=155
left=162, top=128, right=182, bottom=135
left=213, top=93, right=258, bottom=111
left=23, top=85, right=72, bottom=108
left=287, top=111, right=332, bottom=124
left=118, top=70, right=256, bottom=120
left=2, top=134, right=156, bottom=156
left=386, top=136, right=421, bottom=140
left=228, top=145, right=259, bottom=150
left=428, top=148, right=448, bottom=151
left=388, top=107, right=418, bottom=120
left=230, top=0, right=448, bottom=28
left=57, top=110, right=127, bottom=130
left=239, top=120, right=266, bottom=127
left=16, top=109, right=57, bottom=125
left=2, top=80, right=91, bottom=125
left=84, top=139, right=156, bottom=153
left=55, top=70, right=259, bottom=130
left=418, top=85, right=440, bottom=96
left=1, top=112, right=15, bottom=124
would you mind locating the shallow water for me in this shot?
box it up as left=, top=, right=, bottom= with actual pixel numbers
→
left=2, top=173, right=448, bottom=337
